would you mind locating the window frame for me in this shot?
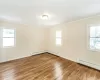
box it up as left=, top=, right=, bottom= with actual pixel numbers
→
left=2, top=28, right=16, bottom=48
left=88, top=25, right=100, bottom=52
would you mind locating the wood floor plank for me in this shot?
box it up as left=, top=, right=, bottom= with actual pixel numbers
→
left=0, top=52, right=100, bottom=80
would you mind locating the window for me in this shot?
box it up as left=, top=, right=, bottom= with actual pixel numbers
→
left=56, top=31, right=62, bottom=45
left=90, top=26, right=100, bottom=50
left=3, top=29, right=15, bottom=47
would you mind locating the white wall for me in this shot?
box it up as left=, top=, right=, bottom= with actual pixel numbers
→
left=48, top=15, right=100, bottom=64
left=0, top=22, right=48, bottom=62
left=1, top=15, right=100, bottom=65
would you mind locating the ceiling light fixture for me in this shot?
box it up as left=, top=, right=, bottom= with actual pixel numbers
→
left=41, top=15, right=48, bottom=20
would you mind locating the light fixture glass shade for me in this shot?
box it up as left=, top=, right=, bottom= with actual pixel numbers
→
left=41, top=15, right=48, bottom=20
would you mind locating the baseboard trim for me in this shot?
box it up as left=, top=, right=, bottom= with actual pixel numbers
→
left=0, top=55, right=31, bottom=64
left=0, top=51, right=73, bottom=64
left=1, top=51, right=100, bottom=71
left=47, top=50, right=77, bottom=62
left=77, top=59, right=100, bottom=70
left=0, top=51, right=48, bottom=64
left=31, top=50, right=48, bottom=55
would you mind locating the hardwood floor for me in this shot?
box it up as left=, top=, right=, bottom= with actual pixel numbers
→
left=0, top=53, right=100, bottom=80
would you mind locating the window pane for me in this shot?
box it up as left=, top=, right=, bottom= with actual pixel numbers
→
left=3, top=29, right=14, bottom=37
left=96, top=27, right=100, bottom=37
left=90, top=26, right=100, bottom=37
left=90, top=38, right=100, bottom=50
left=90, top=27, right=96, bottom=37
left=3, top=38, right=14, bottom=47
left=56, top=38, right=61, bottom=45
left=56, top=31, right=61, bottom=38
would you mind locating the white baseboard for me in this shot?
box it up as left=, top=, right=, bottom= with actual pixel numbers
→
left=1, top=51, right=99, bottom=71
left=0, top=55, right=31, bottom=63
left=31, top=50, right=48, bottom=55
left=77, top=59, right=100, bottom=70
left=47, top=50, right=77, bottom=62
left=0, top=51, right=48, bottom=63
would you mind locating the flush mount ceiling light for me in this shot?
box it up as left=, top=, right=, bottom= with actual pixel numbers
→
left=41, top=15, right=49, bottom=20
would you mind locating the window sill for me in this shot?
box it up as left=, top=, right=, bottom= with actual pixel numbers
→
left=89, top=48, right=100, bottom=52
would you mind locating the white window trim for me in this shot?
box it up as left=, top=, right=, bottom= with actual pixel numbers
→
left=87, top=25, right=100, bottom=52
left=2, top=28, right=16, bottom=48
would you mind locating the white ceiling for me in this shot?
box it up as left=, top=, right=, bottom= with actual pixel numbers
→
left=0, top=0, right=100, bottom=26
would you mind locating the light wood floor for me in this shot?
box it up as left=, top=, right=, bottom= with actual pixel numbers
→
left=0, top=53, right=100, bottom=80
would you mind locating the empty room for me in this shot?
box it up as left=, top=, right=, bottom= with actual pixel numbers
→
left=0, top=0, right=100, bottom=80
